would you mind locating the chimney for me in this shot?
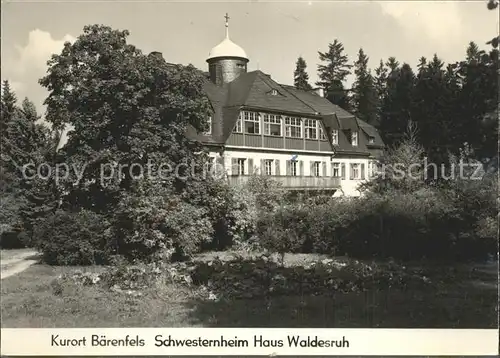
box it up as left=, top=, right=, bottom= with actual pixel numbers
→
left=313, top=87, right=324, bottom=97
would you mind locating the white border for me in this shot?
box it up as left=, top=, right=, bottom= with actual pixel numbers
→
left=1, top=328, right=498, bottom=356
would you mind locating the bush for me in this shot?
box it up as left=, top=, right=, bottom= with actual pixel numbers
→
left=190, top=256, right=431, bottom=300
left=35, top=209, right=113, bottom=265
left=186, top=175, right=282, bottom=251
left=257, top=185, right=495, bottom=262
left=256, top=205, right=304, bottom=264
left=112, top=182, right=213, bottom=262
left=162, top=200, right=213, bottom=260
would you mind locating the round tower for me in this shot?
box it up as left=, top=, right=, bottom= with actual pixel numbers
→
left=207, top=13, right=249, bottom=86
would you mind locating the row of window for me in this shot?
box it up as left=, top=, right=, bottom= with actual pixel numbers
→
left=204, top=112, right=375, bottom=147
left=224, top=158, right=369, bottom=180
left=233, top=111, right=342, bottom=142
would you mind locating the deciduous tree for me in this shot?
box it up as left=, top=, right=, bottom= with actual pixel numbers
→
left=39, top=24, right=210, bottom=212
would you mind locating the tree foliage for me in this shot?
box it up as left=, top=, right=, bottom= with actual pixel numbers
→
left=293, top=56, right=313, bottom=91
left=316, top=40, right=352, bottom=110
left=351, top=48, right=378, bottom=126
left=39, top=25, right=210, bottom=213
left=0, top=83, right=52, bottom=246
left=378, top=63, right=415, bottom=148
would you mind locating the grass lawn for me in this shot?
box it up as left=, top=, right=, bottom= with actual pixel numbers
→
left=1, top=253, right=497, bottom=328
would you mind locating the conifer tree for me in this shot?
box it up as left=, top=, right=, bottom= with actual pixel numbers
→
left=379, top=63, right=415, bottom=148
left=412, top=54, right=454, bottom=166
left=316, top=39, right=352, bottom=110
left=373, top=60, right=388, bottom=127
left=351, top=48, right=378, bottom=126
left=294, top=56, right=312, bottom=91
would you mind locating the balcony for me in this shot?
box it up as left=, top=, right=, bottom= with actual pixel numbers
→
left=227, top=175, right=341, bottom=190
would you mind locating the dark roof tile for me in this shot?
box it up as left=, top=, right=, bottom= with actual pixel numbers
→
left=197, top=69, right=384, bottom=154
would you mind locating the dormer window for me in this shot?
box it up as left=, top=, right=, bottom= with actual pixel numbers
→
left=368, top=136, right=375, bottom=144
left=319, top=127, right=327, bottom=140
left=331, top=130, right=339, bottom=145
left=304, top=119, right=317, bottom=139
left=233, top=112, right=243, bottom=133
left=264, top=113, right=282, bottom=136
left=244, top=111, right=260, bottom=134
left=204, top=115, right=212, bottom=135
left=271, top=89, right=278, bottom=96
left=351, top=131, right=358, bottom=146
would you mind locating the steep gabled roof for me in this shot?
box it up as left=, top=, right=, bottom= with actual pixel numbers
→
left=224, top=71, right=316, bottom=115
left=197, top=70, right=384, bottom=154
left=281, top=85, right=352, bottom=117
left=358, top=120, right=384, bottom=149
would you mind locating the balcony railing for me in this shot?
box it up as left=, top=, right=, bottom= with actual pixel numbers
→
left=227, top=175, right=341, bottom=190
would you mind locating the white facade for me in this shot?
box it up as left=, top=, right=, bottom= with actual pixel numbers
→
left=209, top=148, right=375, bottom=197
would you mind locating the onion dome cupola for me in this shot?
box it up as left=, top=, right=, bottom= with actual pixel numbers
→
left=207, top=13, right=249, bottom=86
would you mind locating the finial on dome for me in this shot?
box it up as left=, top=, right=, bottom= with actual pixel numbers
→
left=224, top=13, right=230, bottom=39
left=207, top=13, right=248, bottom=62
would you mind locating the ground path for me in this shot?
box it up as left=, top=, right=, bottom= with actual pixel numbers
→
left=0, top=250, right=38, bottom=280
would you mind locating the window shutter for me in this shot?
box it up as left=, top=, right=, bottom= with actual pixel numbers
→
left=341, top=163, right=346, bottom=180
left=286, top=160, right=291, bottom=175
left=248, top=158, right=253, bottom=175
left=231, top=158, right=238, bottom=176
left=275, top=160, right=280, bottom=176
left=350, top=164, right=354, bottom=180
left=310, top=161, right=314, bottom=176
left=361, top=163, right=365, bottom=180
left=299, top=161, right=304, bottom=176
left=260, top=159, right=265, bottom=175
left=322, top=162, right=326, bottom=177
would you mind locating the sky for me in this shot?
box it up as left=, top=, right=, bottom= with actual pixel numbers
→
left=2, top=0, right=499, bottom=118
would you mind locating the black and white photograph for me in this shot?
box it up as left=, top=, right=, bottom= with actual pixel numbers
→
left=0, top=0, right=498, bottom=347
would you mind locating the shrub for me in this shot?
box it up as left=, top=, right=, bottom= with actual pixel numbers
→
left=256, top=205, right=304, bottom=264
left=186, top=175, right=282, bottom=251
left=35, top=209, right=113, bottom=265
left=111, top=185, right=171, bottom=261
left=359, top=125, right=426, bottom=195
left=183, top=178, right=236, bottom=249
left=190, top=256, right=431, bottom=300
left=256, top=185, right=495, bottom=261
left=112, top=182, right=213, bottom=262
left=161, top=200, right=213, bottom=260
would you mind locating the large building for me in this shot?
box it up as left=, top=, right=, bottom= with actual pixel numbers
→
left=190, top=14, right=384, bottom=196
